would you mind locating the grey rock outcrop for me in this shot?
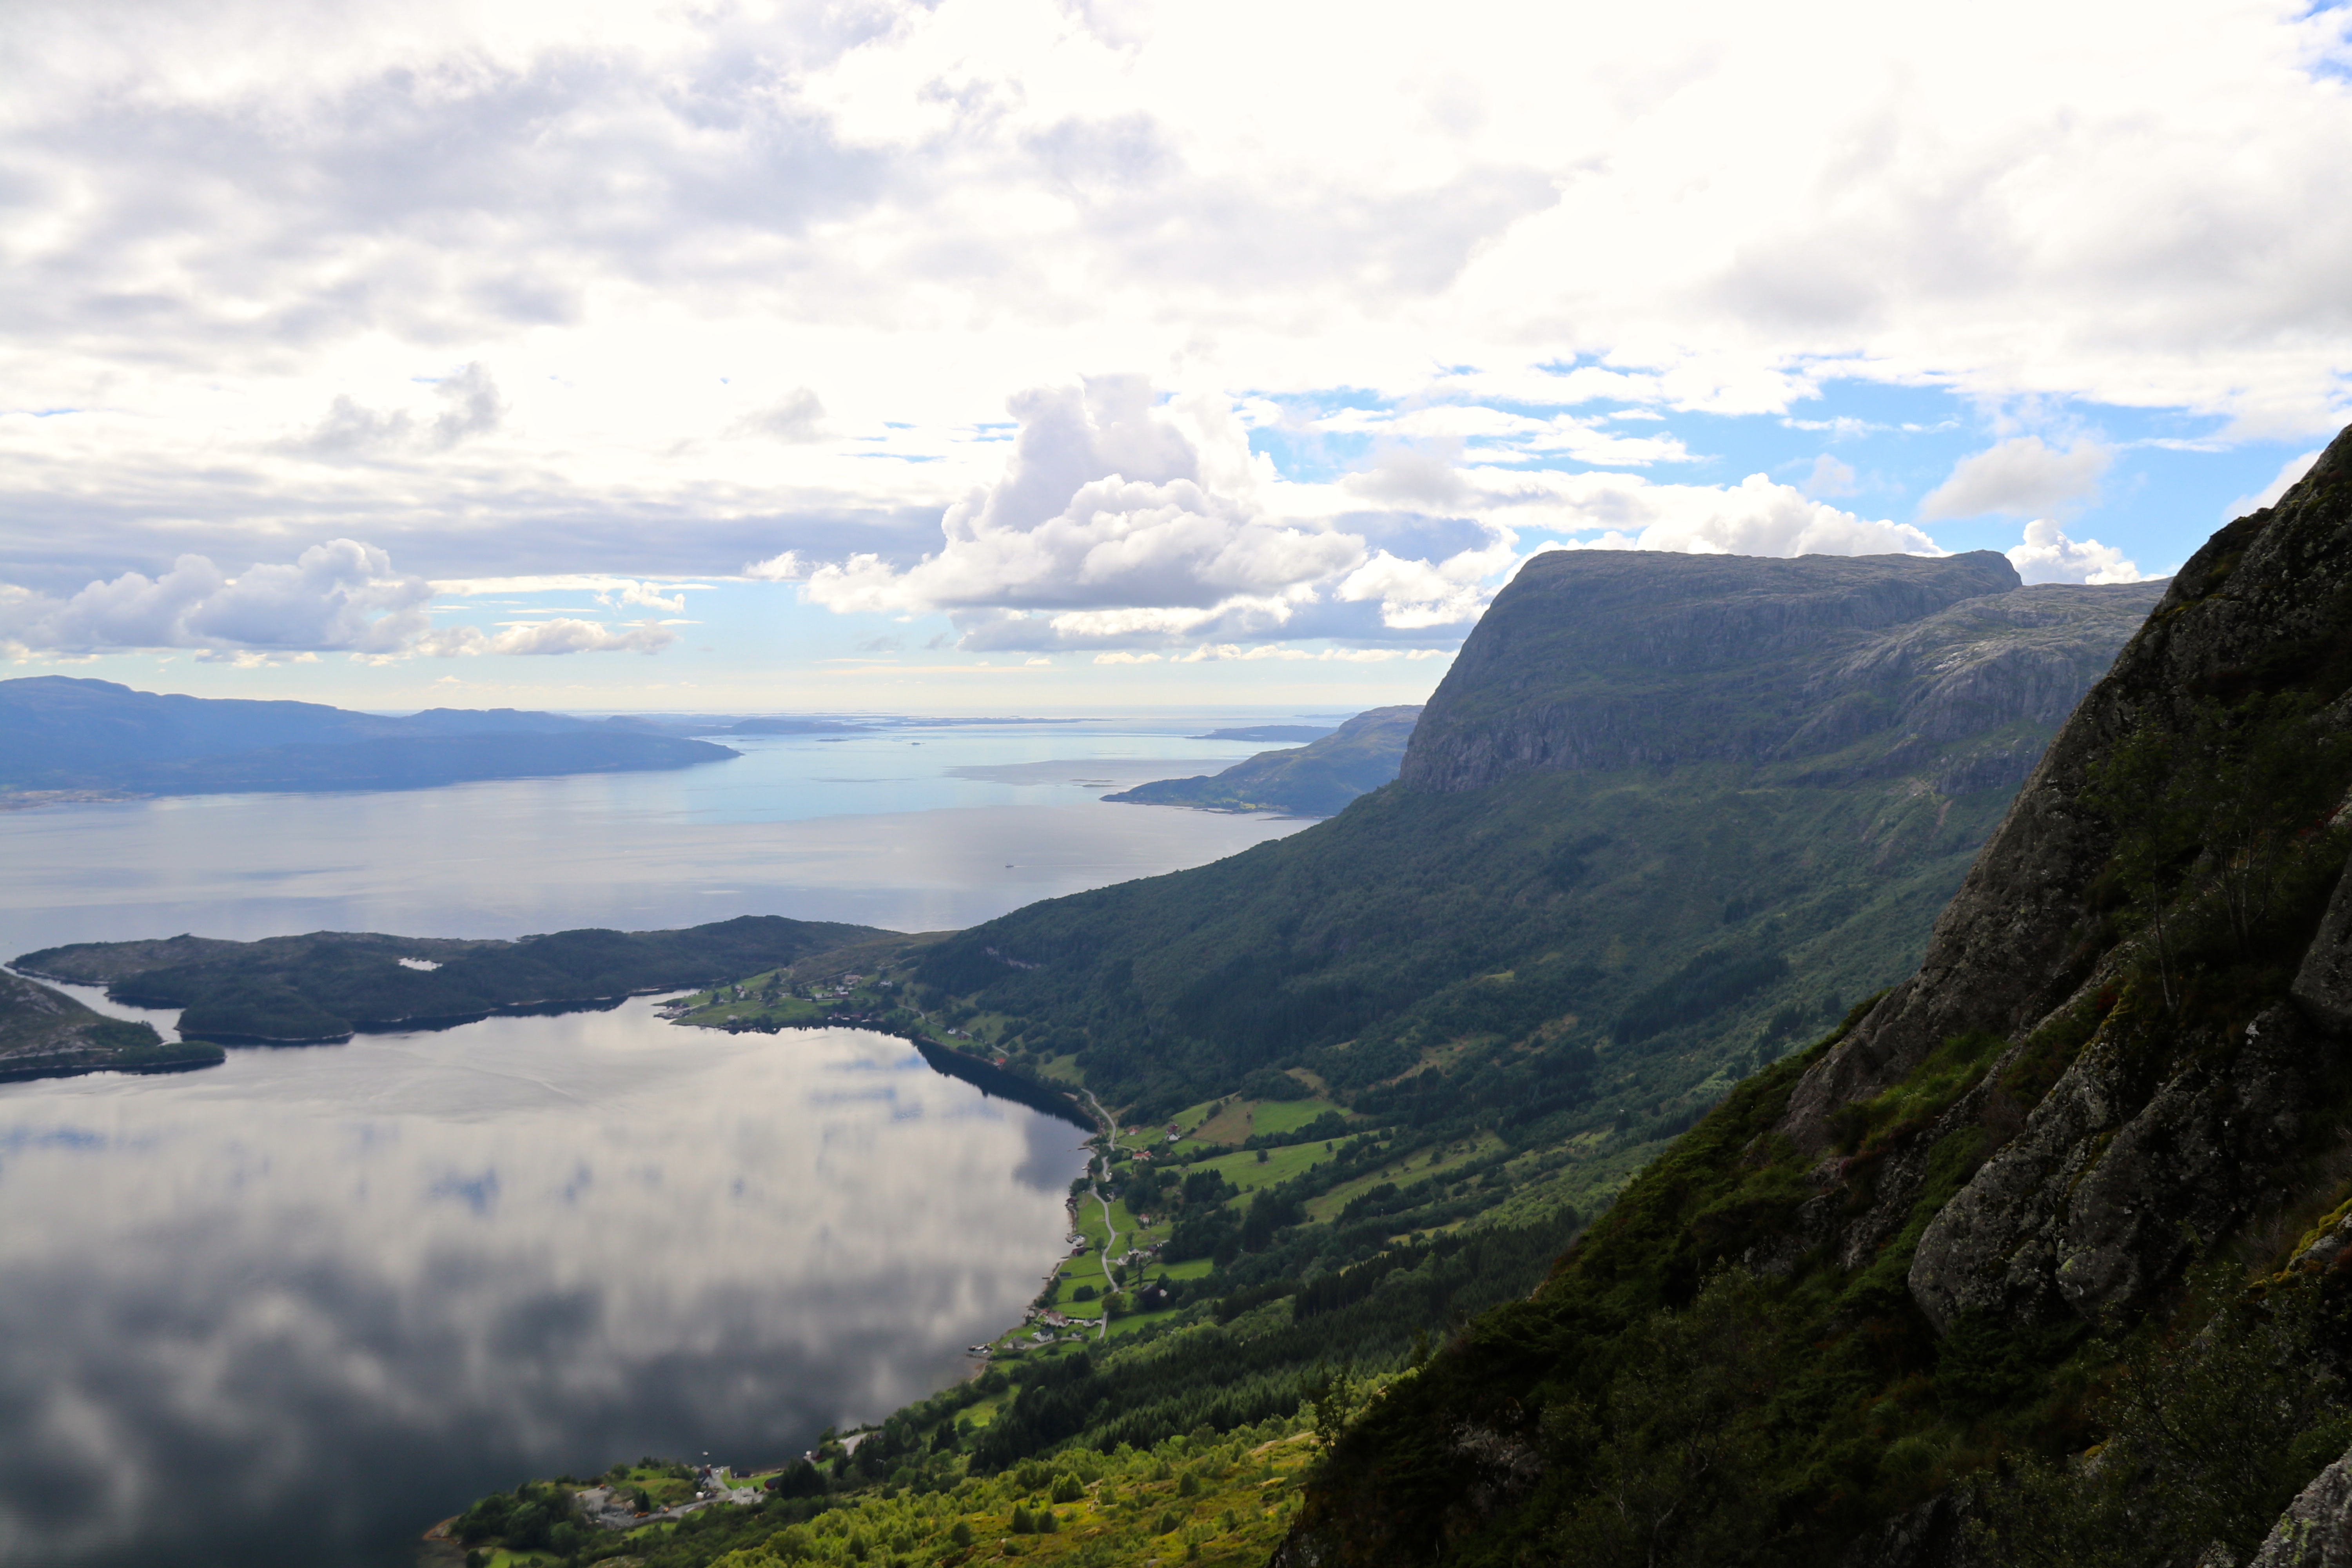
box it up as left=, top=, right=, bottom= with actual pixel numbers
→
left=1398, top=550, right=2159, bottom=795
left=1908, top=998, right=2319, bottom=1332
left=2294, top=859, right=2352, bottom=1033
left=2249, top=1442, right=2352, bottom=1568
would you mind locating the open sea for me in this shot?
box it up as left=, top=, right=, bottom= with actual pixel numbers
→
left=0, top=714, right=1320, bottom=1567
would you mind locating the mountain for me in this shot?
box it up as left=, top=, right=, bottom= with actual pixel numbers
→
left=915, top=554, right=2160, bottom=1128
left=15, top=915, right=891, bottom=1047
left=1286, top=426, right=2352, bottom=1567
left=0, top=969, right=221, bottom=1080
left=1102, top=706, right=1422, bottom=816
left=0, top=677, right=738, bottom=799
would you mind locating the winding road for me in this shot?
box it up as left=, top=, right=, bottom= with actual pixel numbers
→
left=1079, top=1088, right=1122, bottom=1342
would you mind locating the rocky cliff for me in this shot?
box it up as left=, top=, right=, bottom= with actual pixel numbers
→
left=1280, top=423, right=2352, bottom=1568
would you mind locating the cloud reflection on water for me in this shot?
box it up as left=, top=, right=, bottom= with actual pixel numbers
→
left=0, top=1000, right=1090, bottom=1568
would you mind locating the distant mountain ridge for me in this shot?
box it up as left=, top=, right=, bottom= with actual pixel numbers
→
left=1103, top=705, right=1421, bottom=816
left=0, top=676, right=738, bottom=798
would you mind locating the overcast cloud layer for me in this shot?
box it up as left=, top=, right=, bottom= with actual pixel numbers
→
left=3, top=0, right=2348, bottom=682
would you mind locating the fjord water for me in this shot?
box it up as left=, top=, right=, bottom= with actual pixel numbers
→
left=0, top=1001, right=1092, bottom=1567
left=0, top=717, right=1318, bottom=1566
left=0, top=716, right=1312, bottom=956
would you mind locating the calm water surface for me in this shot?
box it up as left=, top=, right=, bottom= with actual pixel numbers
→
left=0, top=715, right=1325, bottom=1566
left=0, top=716, right=1311, bottom=955
left=0, top=1000, right=1091, bottom=1568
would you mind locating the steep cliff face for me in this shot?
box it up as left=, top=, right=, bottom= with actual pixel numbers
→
left=1399, top=550, right=2154, bottom=795
left=1281, top=423, right=2352, bottom=1568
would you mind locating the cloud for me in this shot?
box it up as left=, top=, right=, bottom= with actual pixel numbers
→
left=1490, top=470, right=1944, bottom=557
left=1918, top=437, right=2112, bottom=521
left=733, top=388, right=827, bottom=444
left=0, top=540, right=431, bottom=656
left=763, top=377, right=1969, bottom=655
left=1799, top=454, right=1856, bottom=499
left=292, top=364, right=506, bottom=459
left=2228, top=448, right=2323, bottom=517
left=2005, top=518, right=2145, bottom=584
left=789, top=377, right=1372, bottom=647
left=744, top=551, right=810, bottom=582
left=0, top=542, right=676, bottom=658
left=6, top=0, right=2351, bottom=639
left=417, top=619, right=677, bottom=656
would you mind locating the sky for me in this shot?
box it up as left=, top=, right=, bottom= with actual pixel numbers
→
left=2, top=0, right=2348, bottom=714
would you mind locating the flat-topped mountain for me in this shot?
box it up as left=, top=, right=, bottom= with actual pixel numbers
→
left=1401, top=550, right=2155, bottom=793
left=0, top=676, right=738, bottom=799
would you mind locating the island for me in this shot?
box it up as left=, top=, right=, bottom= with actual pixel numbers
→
left=0, top=969, right=221, bottom=1081
left=13, top=915, right=895, bottom=1054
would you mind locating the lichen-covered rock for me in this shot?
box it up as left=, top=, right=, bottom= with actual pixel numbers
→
left=2248, top=1442, right=2352, bottom=1568
left=1908, top=996, right=2321, bottom=1332
left=2294, top=857, right=2352, bottom=1033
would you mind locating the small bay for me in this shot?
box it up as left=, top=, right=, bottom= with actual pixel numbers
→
left=0, top=1001, right=1091, bottom=1568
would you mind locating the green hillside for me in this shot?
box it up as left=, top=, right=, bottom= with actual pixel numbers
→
left=1102, top=706, right=1420, bottom=817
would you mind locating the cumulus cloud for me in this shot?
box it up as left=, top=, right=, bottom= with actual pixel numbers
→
left=2005, top=518, right=2145, bottom=584
left=0, top=542, right=675, bottom=658
left=781, top=377, right=1374, bottom=650
left=0, top=541, right=430, bottom=656
left=1918, top=437, right=2112, bottom=521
